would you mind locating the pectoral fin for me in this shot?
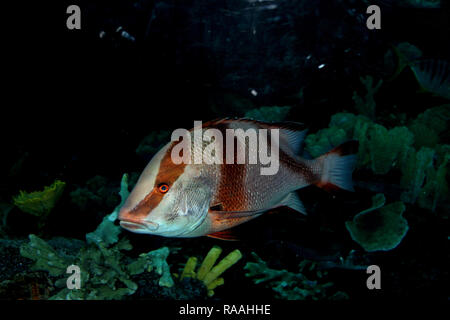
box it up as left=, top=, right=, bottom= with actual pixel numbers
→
left=209, top=207, right=266, bottom=221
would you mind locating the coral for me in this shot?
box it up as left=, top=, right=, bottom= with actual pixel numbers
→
left=345, top=194, right=409, bottom=252
left=179, top=246, right=242, bottom=297
left=128, top=247, right=174, bottom=288
left=244, top=106, right=292, bottom=122
left=417, top=150, right=449, bottom=212
left=0, top=203, right=13, bottom=237
left=13, top=180, right=66, bottom=218
left=244, top=253, right=345, bottom=300
left=304, top=127, right=348, bottom=158
left=400, top=147, right=435, bottom=204
left=365, top=125, right=414, bottom=175
left=19, top=173, right=175, bottom=300
left=85, top=174, right=130, bottom=247
left=69, top=176, right=120, bottom=212
left=305, top=112, right=414, bottom=174
left=352, top=75, right=382, bottom=120
left=20, top=234, right=71, bottom=277
left=408, top=105, right=450, bottom=149
left=415, top=145, right=450, bottom=212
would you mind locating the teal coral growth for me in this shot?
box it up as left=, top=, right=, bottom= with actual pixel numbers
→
left=345, top=194, right=409, bottom=252
left=352, top=76, right=383, bottom=120
left=304, top=108, right=449, bottom=212
left=244, top=253, right=346, bottom=300
left=85, top=174, right=130, bottom=246
left=19, top=174, right=174, bottom=300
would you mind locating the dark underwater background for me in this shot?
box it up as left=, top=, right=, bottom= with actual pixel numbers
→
left=2, top=0, right=449, bottom=302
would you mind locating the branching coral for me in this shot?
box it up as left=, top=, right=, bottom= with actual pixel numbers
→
left=352, top=75, right=383, bottom=120
left=179, top=246, right=242, bottom=297
left=19, top=173, right=175, bottom=300
left=244, top=253, right=346, bottom=300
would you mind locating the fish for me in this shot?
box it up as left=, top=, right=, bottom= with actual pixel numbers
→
left=118, top=119, right=358, bottom=240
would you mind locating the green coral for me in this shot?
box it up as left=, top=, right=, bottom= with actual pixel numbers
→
left=128, top=247, right=174, bottom=288
left=408, top=105, right=450, bottom=149
left=85, top=174, right=129, bottom=247
left=0, top=203, right=13, bottom=237
left=179, top=246, right=243, bottom=297
left=417, top=149, right=449, bottom=212
left=345, top=194, right=409, bottom=252
left=20, top=234, right=70, bottom=276
left=418, top=145, right=450, bottom=211
left=400, top=147, right=435, bottom=204
left=305, top=112, right=414, bottom=175
left=244, top=106, right=292, bottom=122
left=19, top=173, right=174, bottom=300
left=366, top=125, right=414, bottom=174
left=244, top=253, right=345, bottom=300
left=401, top=145, right=450, bottom=211
left=304, top=127, right=348, bottom=158
left=305, top=106, right=448, bottom=211
left=352, top=75, right=383, bottom=120
left=13, top=180, right=66, bottom=218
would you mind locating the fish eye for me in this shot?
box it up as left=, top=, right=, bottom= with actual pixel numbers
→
left=157, top=183, right=169, bottom=193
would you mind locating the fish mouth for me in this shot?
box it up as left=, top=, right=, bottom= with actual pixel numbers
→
left=119, top=220, right=159, bottom=232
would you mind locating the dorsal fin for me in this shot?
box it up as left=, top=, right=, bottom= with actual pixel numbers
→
left=279, top=128, right=308, bottom=155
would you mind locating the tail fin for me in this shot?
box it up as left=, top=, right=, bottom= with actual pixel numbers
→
left=316, top=141, right=359, bottom=192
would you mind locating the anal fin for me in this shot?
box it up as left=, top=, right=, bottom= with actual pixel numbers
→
left=278, top=192, right=307, bottom=215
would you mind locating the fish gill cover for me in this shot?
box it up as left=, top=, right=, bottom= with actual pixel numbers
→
left=1, top=0, right=449, bottom=304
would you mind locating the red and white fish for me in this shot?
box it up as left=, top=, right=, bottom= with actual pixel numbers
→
left=118, top=119, right=358, bottom=240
